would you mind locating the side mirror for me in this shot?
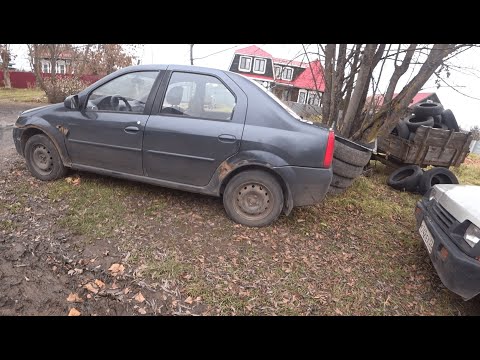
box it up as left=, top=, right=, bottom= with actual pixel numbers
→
left=64, top=94, right=79, bottom=110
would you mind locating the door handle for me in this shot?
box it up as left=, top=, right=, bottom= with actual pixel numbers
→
left=124, top=126, right=140, bottom=133
left=218, top=134, right=237, bottom=143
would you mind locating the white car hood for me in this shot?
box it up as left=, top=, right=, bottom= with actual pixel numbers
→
left=434, top=184, right=480, bottom=228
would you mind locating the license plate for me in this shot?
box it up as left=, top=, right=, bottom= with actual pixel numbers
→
left=419, top=221, right=434, bottom=254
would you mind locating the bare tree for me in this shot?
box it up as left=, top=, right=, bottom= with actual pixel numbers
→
left=0, top=44, right=13, bottom=89
left=190, top=44, right=194, bottom=65
left=307, top=43, right=473, bottom=144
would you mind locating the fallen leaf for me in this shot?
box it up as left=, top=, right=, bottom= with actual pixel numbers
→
left=134, top=292, right=145, bottom=303
left=72, top=178, right=81, bottom=186
left=66, top=293, right=83, bottom=303
left=65, top=177, right=73, bottom=184
left=184, top=296, right=194, bottom=304
left=84, top=282, right=99, bottom=294
left=111, top=281, right=119, bottom=290
left=86, top=294, right=92, bottom=299
left=138, top=307, right=147, bottom=315
left=68, top=308, right=81, bottom=316
left=335, top=308, right=343, bottom=315
left=124, top=287, right=131, bottom=295
left=94, top=279, right=105, bottom=288
left=108, top=263, right=125, bottom=276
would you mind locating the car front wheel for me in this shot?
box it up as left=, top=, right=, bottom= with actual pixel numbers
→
left=25, top=134, right=67, bottom=181
left=223, top=170, right=284, bottom=227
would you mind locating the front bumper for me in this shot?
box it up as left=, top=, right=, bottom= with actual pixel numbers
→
left=12, top=127, right=24, bottom=156
left=415, top=200, right=480, bottom=300
left=274, top=165, right=332, bottom=207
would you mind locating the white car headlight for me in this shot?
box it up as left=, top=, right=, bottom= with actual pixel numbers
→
left=464, top=223, right=480, bottom=248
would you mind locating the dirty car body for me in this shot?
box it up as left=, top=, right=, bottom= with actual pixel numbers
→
left=415, top=184, right=480, bottom=300
left=13, top=64, right=333, bottom=226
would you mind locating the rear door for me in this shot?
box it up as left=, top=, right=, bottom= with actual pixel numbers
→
left=143, top=69, right=247, bottom=186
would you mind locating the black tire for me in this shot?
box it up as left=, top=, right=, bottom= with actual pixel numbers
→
left=327, top=185, right=346, bottom=195
left=441, top=109, right=459, bottom=132
left=332, top=158, right=364, bottom=179
left=334, top=139, right=372, bottom=167
left=408, top=132, right=416, bottom=142
left=223, top=170, right=283, bottom=227
left=413, top=102, right=444, bottom=118
left=387, top=165, right=423, bottom=192
left=405, top=115, right=435, bottom=132
left=418, top=167, right=459, bottom=195
left=25, top=134, right=67, bottom=181
left=330, top=173, right=354, bottom=189
left=391, top=120, right=410, bottom=139
left=433, top=114, right=442, bottom=125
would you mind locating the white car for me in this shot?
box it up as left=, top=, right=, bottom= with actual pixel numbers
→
left=416, top=184, right=480, bottom=300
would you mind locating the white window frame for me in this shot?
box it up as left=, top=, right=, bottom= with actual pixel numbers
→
left=282, top=67, right=293, bottom=81
left=274, top=65, right=282, bottom=79
left=252, top=58, right=266, bottom=74
left=238, top=55, right=252, bottom=72
left=298, top=89, right=308, bottom=104
left=42, top=61, right=51, bottom=73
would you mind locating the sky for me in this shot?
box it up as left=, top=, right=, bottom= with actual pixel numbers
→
left=10, top=44, right=480, bottom=130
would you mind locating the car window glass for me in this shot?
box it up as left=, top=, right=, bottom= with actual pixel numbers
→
left=86, top=71, right=158, bottom=113
left=161, top=72, right=236, bottom=121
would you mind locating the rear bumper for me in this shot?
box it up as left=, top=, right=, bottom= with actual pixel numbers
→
left=274, top=166, right=332, bottom=207
left=415, top=200, right=480, bottom=300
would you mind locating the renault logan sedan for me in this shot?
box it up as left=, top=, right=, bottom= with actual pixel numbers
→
left=13, top=64, right=334, bottom=227
left=416, top=184, right=480, bottom=299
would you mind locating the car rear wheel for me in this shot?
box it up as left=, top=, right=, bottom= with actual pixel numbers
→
left=223, top=170, right=283, bottom=227
left=25, top=134, right=67, bottom=181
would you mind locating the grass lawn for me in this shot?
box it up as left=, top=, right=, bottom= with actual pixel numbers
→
left=2, top=153, right=480, bottom=315
left=0, top=87, right=47, bottom=103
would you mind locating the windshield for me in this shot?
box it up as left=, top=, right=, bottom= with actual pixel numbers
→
left=248, top=79, right=303, bottom=121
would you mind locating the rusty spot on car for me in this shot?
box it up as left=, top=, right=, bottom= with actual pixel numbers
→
left=219, top=161, right=234, bottom=180
left=56, top=125, right=69, bottom=136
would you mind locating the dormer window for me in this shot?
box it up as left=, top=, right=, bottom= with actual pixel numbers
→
left=282, top=67, right=293, bottom=81
left=253, top=58, right=266, bottom=74
left=274, top=65, right=281, bottom=79
left=238, top=56, right=252, bottom=72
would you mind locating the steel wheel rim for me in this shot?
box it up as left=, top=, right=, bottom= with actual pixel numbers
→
left=232, top=181, right=273, bottom=221
left=31, top=144, right=54, bottom=175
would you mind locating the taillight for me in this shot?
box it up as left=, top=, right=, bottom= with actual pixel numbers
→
left=323, top=129, right=335, bottom=168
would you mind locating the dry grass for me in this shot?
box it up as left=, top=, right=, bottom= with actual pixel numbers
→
left=0, top=88, right=46, bottom=103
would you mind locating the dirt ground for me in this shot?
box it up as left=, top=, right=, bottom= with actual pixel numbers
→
left=2, top=101, right=480, bottom=316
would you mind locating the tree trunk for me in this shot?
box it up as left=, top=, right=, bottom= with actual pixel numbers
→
left=1, top=44, right=12, bottom=88
left=3, top=68, right=11, bottom=88
left=353, top=44, right=458, bottom=143
left=190, top=44, right=194, bottom=65
left=327, top=44, right=347, bottom=128
left=340, top=44, right=377, bottom=137
left=384, top=44, right=417, bottom=103
left=321, top=44, right=335, bottom=125
left=338, top=44, right=362, bottom=130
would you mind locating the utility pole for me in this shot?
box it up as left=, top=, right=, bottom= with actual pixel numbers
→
left=190, top=44, right=194, bottom=65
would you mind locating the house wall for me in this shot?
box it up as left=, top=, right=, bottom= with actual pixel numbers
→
left=229, top=54, right=274, bottom=79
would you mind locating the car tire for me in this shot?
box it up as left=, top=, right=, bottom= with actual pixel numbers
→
left=330, top=173, right=354, bottom=189
left=405, top=115, right=435, bottom=132
left=332, top=158, right=364, bottom=179
left=413, top=102, right=444, bottom=118
left=25, top=134, right=67, bottom=181
left=418, top=167, right=459, bottom=195
left=391, top=120, right=410, bottom=139
left=223, top=170, right=284, bottom=227
left=433, top=114, right=442, bottom=125
left=334, top=139, right=372, bottom=167
left=441, top=109, right=460, bottom=132
left=387, top=165, right=423, bottom=192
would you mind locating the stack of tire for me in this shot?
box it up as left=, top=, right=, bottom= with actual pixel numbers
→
left=391, top=102, right=460, bottom=141
left=328, top=138, right=373, bottom=195
left=387, top=165, right=459, bottom=195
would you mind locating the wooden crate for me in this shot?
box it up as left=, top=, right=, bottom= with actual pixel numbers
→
left=377, top=126, right=473, bottom=167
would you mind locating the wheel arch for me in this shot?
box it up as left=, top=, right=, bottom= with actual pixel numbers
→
left=19, top=125, right=70, bottom=166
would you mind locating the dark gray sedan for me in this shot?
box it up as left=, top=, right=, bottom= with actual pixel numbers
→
left=13, top=65, right=333, bottom=226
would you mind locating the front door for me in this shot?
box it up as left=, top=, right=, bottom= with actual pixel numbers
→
left=65, top=71, right=159, bottom=175
left=143, top=70, right=246, bottom=186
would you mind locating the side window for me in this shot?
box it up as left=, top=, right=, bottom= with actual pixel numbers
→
left=86, top=71, right=159, bottom=113
left=161, top=72, right=236, bottom=121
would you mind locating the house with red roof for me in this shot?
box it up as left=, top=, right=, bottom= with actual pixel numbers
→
left=228, top=45, right=325, bottom=106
